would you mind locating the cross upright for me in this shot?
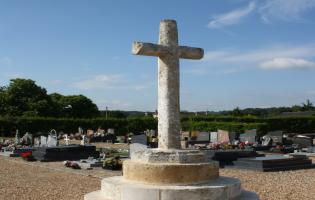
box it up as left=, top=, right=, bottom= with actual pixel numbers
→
left=132, top=19, right=204, bottom=150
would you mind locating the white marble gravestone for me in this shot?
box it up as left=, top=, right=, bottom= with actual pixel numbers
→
left=40, top=136, right=47, bottom=147
left=47, top=135, right=57, bottom=147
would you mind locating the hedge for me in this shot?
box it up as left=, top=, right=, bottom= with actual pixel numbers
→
left=0, top=117, right=157, bottom=137
left=0, top=116, right=315, bottom=137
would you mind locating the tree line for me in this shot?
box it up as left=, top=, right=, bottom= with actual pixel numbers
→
left=1, top=78, right=314, bottom=119
left=0, top=79, right=99, bottom=118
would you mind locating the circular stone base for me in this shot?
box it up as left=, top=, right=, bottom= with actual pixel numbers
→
left=123, top=160, right=219, bottom=185
left=131, top=149, right=211, bottom=163
left=84, top=176, right=259, bottom=200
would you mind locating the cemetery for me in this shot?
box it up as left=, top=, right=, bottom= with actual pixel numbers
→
left=1, top=1, right=315, bottom=200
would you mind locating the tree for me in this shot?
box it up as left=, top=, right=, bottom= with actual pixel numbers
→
left=231, top=107, right=243, bottom=116
left=50, top=93, right=99, bottom=118
left=0, top=79, right=100, bottom=118
left=0, top=86, right=6, bottom=115
left=1, top=79, right=53, bottom=116
left=301, top=99, right=314, bottom=111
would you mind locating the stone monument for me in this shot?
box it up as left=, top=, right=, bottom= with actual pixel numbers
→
left=14, top=129, right=20, bottom=145
left=85, top=19, right=258, bottom=200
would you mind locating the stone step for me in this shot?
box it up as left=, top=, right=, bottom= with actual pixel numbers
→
left=85, top=190, right=109, bottom=200
left=95, top=176, right=246, bottom=200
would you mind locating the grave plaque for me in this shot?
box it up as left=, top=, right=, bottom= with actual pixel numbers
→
left=47, top=135, right=57, bottom=147
left=267, top=131, right=283, bottom=144
left=40, top=136, right=47, bottom=147
left=218, top=130, right=230, bottom=143
left=197, top=132, right=210, bottom=142
left=131, top=134, right=147, bottom=145
left=129, top=143, right=147, bottom=157
left=34, top=137, right=40, bottom=147
left=240, top=133, right=256, bottom=143
left=181, top=131, right=190, bottom=140
left=210, top=132, right=218, bottom=143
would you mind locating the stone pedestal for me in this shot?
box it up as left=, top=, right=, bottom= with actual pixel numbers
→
left=84, top=149, right=259, bottom=200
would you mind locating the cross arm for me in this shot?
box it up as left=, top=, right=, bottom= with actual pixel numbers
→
left=178, top=46, right=204, bottom=60
left=132, top=42, right=169, bottom=57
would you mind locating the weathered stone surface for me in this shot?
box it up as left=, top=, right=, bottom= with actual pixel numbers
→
left=84, top=176, right=259, bottom=200
left=132, top=19, right=203, bottom=150
left=123, top=160, right=219, bottom=185
left=131, top=149, right=210, bottom=163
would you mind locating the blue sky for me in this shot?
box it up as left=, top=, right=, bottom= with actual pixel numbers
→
left=1, top=0, right=315, bottom=111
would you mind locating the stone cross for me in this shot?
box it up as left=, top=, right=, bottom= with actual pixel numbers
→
left=64, top=134, right=70, bottom=146
left=132, top=19, right=204, bottom=149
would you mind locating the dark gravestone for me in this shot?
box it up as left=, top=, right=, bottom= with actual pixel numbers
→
left=266, top=131, right=283, bottom=144
left=293, top=136, right=312, bottom=148
left=240, top=133, right=256, bottom=143
left=196, top=132, right=210, bottom=142
left=205, top=149, right=262, bottom=167
left=32, top=145, right=98, bottom=161
left=131, top=134, right=147, bottom=145
left=233, top=155, right=315, bottom=171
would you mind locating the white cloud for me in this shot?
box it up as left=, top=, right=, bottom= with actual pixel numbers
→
left=208, top=1, right=256, bottom=29
left=260, top=57, right=315, bottom=70
left=259, top=0, right=315, bottom=23
left=204, top=44, right=315, bottom=63
left=73, top=74, right=123, bottom=90
left=204, top=44, right=315, bottom=71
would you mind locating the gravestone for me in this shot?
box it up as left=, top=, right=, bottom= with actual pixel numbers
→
left=64, top=135, right=70, bottom=146
left=218, top=130, right=230, bottom=143
left=47, top=135, right=57, bottom=147
left=40, top=136, right=47, bottom=147
left=32, top=145, right=98, bottom=161
left=129, top=143, right=148, bottom=157
left=21, top=132, right=33, bottom=146
left=262, top=136, right=272, bottom=146
left=240, top=132, right=257, bottom=143
left=197, top=132, right=210, bottom=142
left=14, top=130, right=20, bottom=145
left=267, top=131, right=283, bottom=144
left=293, top=135, right=312, bottom=148
left=81, top=135, right=88, bottom=146
left=107, top=128, right=115, bottom=134
left=210, top=132, right=218, bottom=143
left=85, top=19, right=258, bottom=200
left=131, top=134, right=147, bottom=145
left=78, top=126, right=84, bottom=135
left=233, top=155, right=315, bottom=171
left=34, top=137, right=40, bottom=147
left=87, top=129, right=94, bottom=137
left=181, top=131, right=190, bottom=140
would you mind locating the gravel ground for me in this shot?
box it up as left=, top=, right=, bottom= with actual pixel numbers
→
left=221, top=168, right=315, bottom=200
left=0, top=156, right=120, bottom=200
left=1, top=154, right=315, bottom=200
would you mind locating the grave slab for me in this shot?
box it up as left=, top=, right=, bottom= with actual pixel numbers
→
left=233, top=155, right=315, bottom=171
left=32, top=145, right=98, bottom=161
